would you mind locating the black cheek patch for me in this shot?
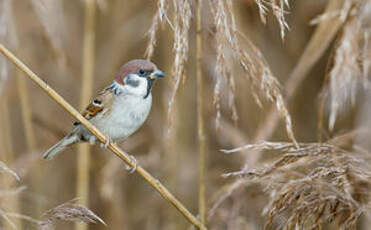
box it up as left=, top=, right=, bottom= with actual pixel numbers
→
left=126, top=78, right=140, bottom=87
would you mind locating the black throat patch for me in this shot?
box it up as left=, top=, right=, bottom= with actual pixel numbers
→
left=144, top=78, right=154, bottom=99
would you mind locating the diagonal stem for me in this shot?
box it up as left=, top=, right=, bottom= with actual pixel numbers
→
left=0, top=44, right=207, bottom=230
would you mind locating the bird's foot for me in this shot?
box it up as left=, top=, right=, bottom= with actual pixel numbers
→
left=100, top=137, right=113, bottom=149
left=125, top=155, right=138, bottom=174
left=88, top=136, right=97, bottom=145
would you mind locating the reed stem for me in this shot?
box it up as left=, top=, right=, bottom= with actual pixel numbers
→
left=75, top=0, right=96, bottom=229
left=196, top=0, right=206, bottom=226
left=16, top=71, right=37, bottom=151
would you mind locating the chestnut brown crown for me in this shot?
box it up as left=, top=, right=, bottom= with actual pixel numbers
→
left=115, top=59, right=158, bottom=85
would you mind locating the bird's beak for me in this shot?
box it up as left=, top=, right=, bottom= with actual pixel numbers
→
left=149, top=69, right=165, bottom=79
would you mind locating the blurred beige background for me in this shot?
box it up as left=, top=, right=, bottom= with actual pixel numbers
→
left=0, top=0, right=370, bottom=229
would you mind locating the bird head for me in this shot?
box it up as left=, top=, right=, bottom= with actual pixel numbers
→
left=115, top=59, right=165, bottom=98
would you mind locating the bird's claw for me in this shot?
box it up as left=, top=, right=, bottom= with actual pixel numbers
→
left=100, top=137, right=113, bottom=149
left=104, top=138, right=111, bottom=149
left=125, top=155, right=138, bottom=174
left=88, top=136, right=97, bottom=145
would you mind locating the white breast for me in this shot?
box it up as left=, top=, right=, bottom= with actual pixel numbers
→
left=93, top=94, right=152, bottom=141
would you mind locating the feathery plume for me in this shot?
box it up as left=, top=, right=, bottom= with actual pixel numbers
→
left=209, top=0, right=297, bottom=144
left=167, top=0, right=192, bottom=134
left=220, top=141, right=371, bottom=229
left=327, top=0, right=371, bottom=130
left=145, top=0, right=169, bottom=60
left=39, top=199, right=106, bottom=230
left=254, top=0, right=290, bottom=39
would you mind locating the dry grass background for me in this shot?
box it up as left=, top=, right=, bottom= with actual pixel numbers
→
left=0, top=0, right=370, bottom=229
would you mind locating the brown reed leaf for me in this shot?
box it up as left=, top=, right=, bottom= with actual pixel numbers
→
left=39, top=199, right=106, bottom=229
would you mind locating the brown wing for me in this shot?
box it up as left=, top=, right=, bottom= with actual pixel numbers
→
left=81, top=87, right=114, bottom=121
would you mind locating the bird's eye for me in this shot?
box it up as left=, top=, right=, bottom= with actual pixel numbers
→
left=138, top=69, right=145, bottom=75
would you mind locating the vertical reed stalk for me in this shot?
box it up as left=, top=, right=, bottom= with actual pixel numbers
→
left=76, top=0, right=96, bottom=230
left=196, top=0, right=206, bottom=225
left=16, top=71, right=36, bottom=151
left=16, top=62, right=42, bottom=216
left=160, top=26, right=181, bottom=229
left=164, top=61, right=180, bottom=229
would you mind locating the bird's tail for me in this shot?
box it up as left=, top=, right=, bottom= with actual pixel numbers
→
left=43, top=134, right=80, bottom=160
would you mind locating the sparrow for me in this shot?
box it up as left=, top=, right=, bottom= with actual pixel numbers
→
left=43, top=59, right=165, bottom=160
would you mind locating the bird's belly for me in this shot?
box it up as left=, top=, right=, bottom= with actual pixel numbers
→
left=94, top=96, right=152, bottom=141
left=99, top=111, right=148, bottom=140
